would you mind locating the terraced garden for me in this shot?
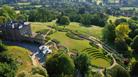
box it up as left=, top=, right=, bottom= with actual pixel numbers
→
left=31, top=22, right=112, bottom=68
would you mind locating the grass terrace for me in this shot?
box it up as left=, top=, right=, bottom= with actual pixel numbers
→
left=2, top=46, right=32, bottom=73
left=50, top=32, right=91, bottom=51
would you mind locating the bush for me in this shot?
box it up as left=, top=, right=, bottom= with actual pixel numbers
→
left=115, top=39, right=128, bottom=54
left=130, top=62, right=138, bottom=76
left=56, top=16, right=70, bottom=25
left=0, top=41, right=6, bottom=52
left=46, top=53, right=75, bottom=77
left=32, top=66, right=48, bottom=77
left=51, top=39, right=60, bottom=44
left=115, top=18, right=127, bottom=26
left=45, top=37, right=51, bottom=43
left=66, top=32, right=83, bottom=40
left=108, top=65, right=130, bottom=77
left=131, top=35, right=138, bottom=53
left=0, top=54, right=17, bottom=77
left=16, top=71, right=29, bottom=77
left=36, top=29, right=54, bottom=35
left=125, top=37, right=132, bottom=45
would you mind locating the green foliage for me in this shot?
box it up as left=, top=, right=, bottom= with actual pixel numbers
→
left=36, top=29, right=53, bottom=35
left=66, top=32, right=83, bottom=40
left=0, top=41, right=7, bottom=52
left=16, top=71, right=30, bottom=77
left=74, top=53, right=91, bottom=76
left=80, top=13, right=107, bottom=27
left=51, top=39, right=60, bottom=44
left=16, top=66, right=48, bottom=77
left=125, top=37, right=132, bottom=45
left=103, top=22, right=116, bottom=43
left=1, top=5, right=16, bottom=21
left=115, top=23, right=131, bottom=40
left=0, top=16, right=6, bottom=24
left=46, top=53, right=75, bottom=77
left=108, top=65, right=130, bottom=77
left=115, top=18, right=127, bottom=26
left=130, top=61, right=138, bottom=76
left=0, top=54, right=17, bottom=77
left=32, top=66, right=48, bottom=77
left=80, top=14, right=92, bottom=26
left=16, top=14, right=27, bottom=21
left=57, top=16, right=70, bottom=25
left=115, top=39, right=128, bottom=54
left=28, top=8, right=56, bottom=22
left=131, top=35, right=138, bottom=52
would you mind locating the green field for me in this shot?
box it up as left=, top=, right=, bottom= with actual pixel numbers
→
left=3, top=46, right=32, bottom=73
left=50, top=32, right=91, bottom=51
left=31, top=22, right=103, bottom=39
left=50, top=32, right=111, bottom=67
left=92, top=58, right=111, bottom=67
left=66, top=22, right=103, bottom=39
left=31, top=22, right=111, bottom=67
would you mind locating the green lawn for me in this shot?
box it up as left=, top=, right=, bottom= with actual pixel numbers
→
left=50, top=32, right=111, bottom=67
left=3, top=46, right=32, bottom=73
left=31, top=22, right=103, bottom=39
left=66, top=22, right=103, bottom=39
left=50, top=32, right=91, bottom=51
left=91, top=58, right=111, bottom=68
left=31, top=21, right=56, bottom=32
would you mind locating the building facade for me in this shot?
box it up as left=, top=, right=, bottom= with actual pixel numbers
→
left=0, top=21, right=32, bottom=41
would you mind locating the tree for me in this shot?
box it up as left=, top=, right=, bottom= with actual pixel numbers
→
left=115, top=23, right=131, bottom=40
left=1, top=5, right=16, bottom=21
left=130, top=62, right=138, bottom=77
left=131, top=35, right=138, bottom=53
left=46, top=53, right=75, bottom=77
left=16, top=14, right=27, bottom=21
left=0, top=54, right=17, bottom=77
left=115, top=39, right=128, bottom=54
left=0, top=40, right=6, bottom=52
left=0, top=16, right=6, bottom=24
left=115, top=18, right=127, bottom=26
left=103, top=22, right=116, bottom=43
left=16, top=71, right=30, bottom=77
left=74, top=53, right=91, bottom=77
left=108, top=65, right=130, bottom=77
left=32, top=66, right=48, bottom=77
left=16, top=66, right=48, bottom=77
left=57, top=16, right=70, bottom=25
left=80, top=14, right=92, bottom=26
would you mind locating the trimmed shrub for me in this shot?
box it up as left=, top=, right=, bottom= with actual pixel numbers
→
left=51, top=39, right=60, bottom=44
left=0, top=42, right=6, bottom=52
left=66, top=32, right=83, bottom=40
left=36, top=29, right=54, bottom=35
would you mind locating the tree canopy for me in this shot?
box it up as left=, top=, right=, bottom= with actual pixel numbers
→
left=46, top=53, right=75, bottom=77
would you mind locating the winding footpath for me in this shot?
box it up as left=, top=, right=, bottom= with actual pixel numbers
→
left=3, top=28, right=125, bottom=76
left=71, top=31, right=124, bottom=77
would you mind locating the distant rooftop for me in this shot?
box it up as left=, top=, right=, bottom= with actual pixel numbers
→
left=0, top=21, right=30, bottom=30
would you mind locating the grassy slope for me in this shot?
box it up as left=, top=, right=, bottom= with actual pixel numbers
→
left=31, top=22, right=103, bottom=39
left=66, top=22, right=103, bottom=39
left=92, top=58, right=111, bottom=67
left=31, top=22, right=111, bottom=67
left=3, top=46, right=32, bottom=73
left=50, top=32, right=91, bottom=51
